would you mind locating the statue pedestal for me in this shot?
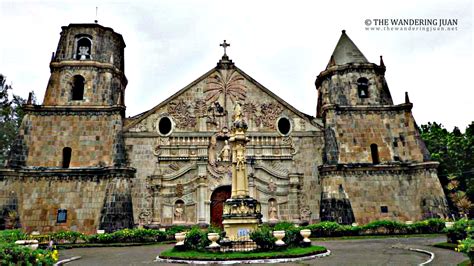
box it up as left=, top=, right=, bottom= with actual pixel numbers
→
left=222, top=197, right=262, bottom=240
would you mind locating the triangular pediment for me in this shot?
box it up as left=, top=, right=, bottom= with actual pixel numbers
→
left=125, top=64, right=320, bottom=134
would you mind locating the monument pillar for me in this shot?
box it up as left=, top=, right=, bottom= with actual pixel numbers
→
left=222, top=103, right=262, bottom=240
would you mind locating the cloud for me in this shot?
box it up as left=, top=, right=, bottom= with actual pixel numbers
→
left=0, top=0, right=471, bottom=130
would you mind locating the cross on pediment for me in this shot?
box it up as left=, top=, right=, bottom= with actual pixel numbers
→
left=220, top=40, right=230, bottom=55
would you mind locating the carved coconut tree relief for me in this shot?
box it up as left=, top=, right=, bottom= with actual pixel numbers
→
left=205, top=69, right=247, bottom=126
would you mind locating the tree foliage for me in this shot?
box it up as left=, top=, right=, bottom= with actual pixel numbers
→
left=420, top=122, right=474, bottom=217
left=0, top=74, right=30, bottom=166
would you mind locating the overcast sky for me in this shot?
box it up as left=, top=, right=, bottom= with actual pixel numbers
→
left=1, top=0, right=472, bottom=131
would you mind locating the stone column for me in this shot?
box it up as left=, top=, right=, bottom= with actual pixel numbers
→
left=197, top=161, right=208, bottom=226
left=288, top=173, right=302, bottom=224
left=148, top=176, right=162, bottom=225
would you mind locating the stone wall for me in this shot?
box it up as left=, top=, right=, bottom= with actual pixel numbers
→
left=9, top=111, right=125, bottom=168
left=319, top=163, right=448, bottom=224
left=323, top=106, right=427, bottom=164
left=316, top=63, right=392, bottom=117
left=43, top=67, right=124, bottom=106
left=0, top=168, right=134, bottom=234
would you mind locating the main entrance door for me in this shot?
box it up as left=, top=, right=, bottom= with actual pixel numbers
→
left=210, top=186, right=231, bottom=228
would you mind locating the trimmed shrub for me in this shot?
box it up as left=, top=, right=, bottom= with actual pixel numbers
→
left=166, top=225, right=188, bottom=239
left=412, top=218, right=445, bottom=234
left=444, top=219, right=473, bottom=243
left=306, top=221, right=342, bottom=237
left=50, top=230, right=85, bottom=244
left=0, top=229, right=27, bottom=243
left=361, top=220, right=405, bottom=235
left=87, top=228, right=166, bottom=243
left=283, top=226, right=304, bottom=248
left=0, top=242, right=58, bottom=265
left=250, top=225, right=275, bottom=251
left=183, top=227, right=210, bottom=251
left=273, top=221, right=295, bottom=231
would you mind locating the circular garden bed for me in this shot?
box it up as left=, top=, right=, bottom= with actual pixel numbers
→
left=158, top=245, right=327, bottom=261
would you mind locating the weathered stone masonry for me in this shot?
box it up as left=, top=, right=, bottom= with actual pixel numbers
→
left=0, top=25, right=448, bottom=233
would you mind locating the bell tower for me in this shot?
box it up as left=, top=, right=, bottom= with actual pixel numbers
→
left=8, top=24, right=128, bottom=168
left=316, top=30, right=447, bottom=224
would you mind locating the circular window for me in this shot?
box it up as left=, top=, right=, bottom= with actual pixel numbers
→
left=158, top=117, right=173, bottom=136
left=277, top=117, right=291, bottom=135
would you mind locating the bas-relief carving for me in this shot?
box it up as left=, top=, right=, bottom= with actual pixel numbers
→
left=299, top=193, right=312, bottom=222
left=207, top=130, right=233, bottom=180
left=205, top=70, right=247, bottom=111
left=168, top=99, right=196, bottom=129
left=256, top=103, right=284, bottom=129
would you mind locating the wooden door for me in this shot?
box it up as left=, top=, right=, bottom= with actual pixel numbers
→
left=210, top=186, right=231, bottom=228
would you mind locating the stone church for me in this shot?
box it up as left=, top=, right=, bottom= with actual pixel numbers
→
left=0, top=23, right=448, bottom=233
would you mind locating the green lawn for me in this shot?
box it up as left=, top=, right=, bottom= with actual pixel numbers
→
left=159, top=245, right=327, bottom=260
left=458, top=259, right=472, bottom=266
left=433, top=242, right=457, bottom=250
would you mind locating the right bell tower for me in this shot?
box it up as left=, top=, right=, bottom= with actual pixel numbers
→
left=316, top=30, right=448, bottom=224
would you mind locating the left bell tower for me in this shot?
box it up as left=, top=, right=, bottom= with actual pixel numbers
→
left=8, top=24, right=128, bottom=168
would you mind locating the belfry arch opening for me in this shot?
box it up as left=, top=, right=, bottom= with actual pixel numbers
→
left=357, top=77, right=369, bottom=98
left=75, top=37, right=92, bottom=60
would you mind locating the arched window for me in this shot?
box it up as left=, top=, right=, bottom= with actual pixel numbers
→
left=370, top=143, right=380, bottom=164
left=75, top=37, right=92, bottom=60
left=357, top=77, right=369, bottom=98
left=72, top=75, right=85, bottom=100
left=62, top=147, right=72, bottom=168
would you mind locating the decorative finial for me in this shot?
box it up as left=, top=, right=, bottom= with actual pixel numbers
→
left=380, top=55, right=385, bottom=67
left=405, top=92, right=410, bottom=104
left=220, top=40, right=230, bottom=56
left=27, top=92, right=33, bottom=105
left=94, top=7, right=98, bottom=24
left=342, top=29, right=346, bottom=34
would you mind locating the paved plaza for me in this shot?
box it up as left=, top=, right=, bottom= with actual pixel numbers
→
left=58, top=236, right=466, bottom=265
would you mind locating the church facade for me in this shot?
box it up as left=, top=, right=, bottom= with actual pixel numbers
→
left=0, top=24, right=448, bottom=233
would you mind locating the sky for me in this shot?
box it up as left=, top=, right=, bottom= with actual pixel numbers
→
left=0, top=0, right=472, bottom=131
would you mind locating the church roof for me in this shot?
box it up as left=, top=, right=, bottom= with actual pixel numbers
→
left=327, top=30, right=368, bottom=68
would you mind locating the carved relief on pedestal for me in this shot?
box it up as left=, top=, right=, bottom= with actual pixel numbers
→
left=299, top=194, right=312, bottom=222
left=138, top=209, right=152, bottom=225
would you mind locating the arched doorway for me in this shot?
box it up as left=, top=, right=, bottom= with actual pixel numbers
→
left=210, top=186, right=231, bottom=228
